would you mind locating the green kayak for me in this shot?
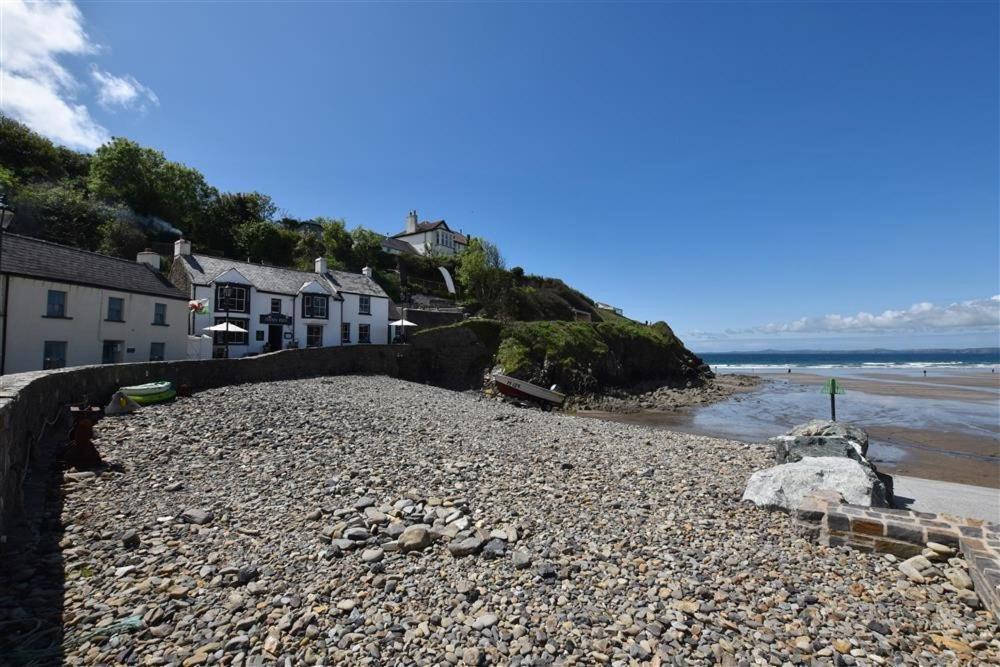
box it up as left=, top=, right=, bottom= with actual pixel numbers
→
left=121, top=380, right=172, bottom=396
left=128, top=388, right=176, bottom=405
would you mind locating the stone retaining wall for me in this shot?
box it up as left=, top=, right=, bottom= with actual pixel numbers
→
left=794, top=490, right=1000, bottom=622
left=0, top=345, right=410, bottom=541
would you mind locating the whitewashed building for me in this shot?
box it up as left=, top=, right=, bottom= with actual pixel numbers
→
left=0, top=233, right=189, bottom=374
left=386, top=210, right=468, bottom=256
left=168, top=239, right=390, bottom=357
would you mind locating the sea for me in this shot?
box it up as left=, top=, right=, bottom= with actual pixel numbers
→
left=699, top=349, right=1000, bottom=372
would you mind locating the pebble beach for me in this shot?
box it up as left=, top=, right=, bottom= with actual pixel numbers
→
left=1, top=375, right=996, bottom=665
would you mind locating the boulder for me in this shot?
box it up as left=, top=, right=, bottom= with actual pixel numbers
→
left=771, top=435, right=865, bottom=465
left=742, top=456, right=889, bottom=512
left=787, top=420, right=869, bottom=457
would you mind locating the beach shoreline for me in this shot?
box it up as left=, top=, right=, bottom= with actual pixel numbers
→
left=575, top=370, right=1000, bottom=489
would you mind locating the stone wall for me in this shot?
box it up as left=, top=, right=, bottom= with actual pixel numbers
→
left=0, top=345, right=409, bottom=540
left=794, top=490, right=1000, bottom=622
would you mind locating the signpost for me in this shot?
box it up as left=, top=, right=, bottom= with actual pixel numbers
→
left=822, top=378, right=846, bottom=421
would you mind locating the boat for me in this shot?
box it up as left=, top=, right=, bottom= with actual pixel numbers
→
left=491, top=373, right=566, bottom=409
left=128, top=388, right=177, bottom=405
left=120, top=381, right=172, bottom=396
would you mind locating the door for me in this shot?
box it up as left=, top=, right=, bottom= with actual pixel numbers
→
left=102, top=340, right=124, bottom=364
left=267, top=325, right=283, bottom=351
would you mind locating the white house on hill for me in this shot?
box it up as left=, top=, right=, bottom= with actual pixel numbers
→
left=0, top=234, right=189, bottom=374
left=387, top=210, right=468, bottom=256
left=168, top=239, right=389, bottom=357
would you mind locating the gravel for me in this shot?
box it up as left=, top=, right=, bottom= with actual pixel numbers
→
left=0, top=375, right=995, bottom=665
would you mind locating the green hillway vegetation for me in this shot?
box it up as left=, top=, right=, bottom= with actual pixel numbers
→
left=1, top=116, right=705, bottom=387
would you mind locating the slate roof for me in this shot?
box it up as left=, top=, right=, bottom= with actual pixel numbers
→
left=381, top=236, right=419, bottom=255
left=0, top=233, right=187, bottom=300
left=176, top=254, right=388, bottom=298
left=391, top=220, right=468, bottom=244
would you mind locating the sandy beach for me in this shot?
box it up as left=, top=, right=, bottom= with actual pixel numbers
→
left=578, top=369, right=1000, bottom=489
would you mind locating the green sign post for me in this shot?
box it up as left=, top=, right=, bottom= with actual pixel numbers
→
left=822, top=378, right=846, bottom=421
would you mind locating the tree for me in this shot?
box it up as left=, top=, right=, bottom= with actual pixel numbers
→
left=97, top=213, right=150, bottom=259
left=320, top=217, right=353, bottom=267
left=195, top=191, right=276, bottom=257
left=0, top=115, right=90, bottom=184
left=234, top=221, right=297, bottom=266
left=10, top=181, right=115, bottom=250
left=456, top=237, right=510, bottom=316
left=350, top=226, right=384, bottom=271
left=88, top=137, right=216, bottom=237
left=293, top=230, right=327, bottom=270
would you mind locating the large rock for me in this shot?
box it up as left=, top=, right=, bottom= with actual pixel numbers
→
left=771, top=435, right=865, bottom=465
left=787, top=420, right=869, bottom=456
left=742, top=456, right=889, bottom=512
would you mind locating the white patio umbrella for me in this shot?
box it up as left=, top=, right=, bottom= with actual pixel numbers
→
left=389, top=319, right=418, bottom=327
left=203, top=322, right=248, bottom=333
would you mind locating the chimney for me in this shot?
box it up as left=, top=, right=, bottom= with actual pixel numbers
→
left=362, top=266, right=373, bottom=278
left=405, top=210, right=418, bottom=234
left=315, top=257, right=328, bottom=274
left=136, top=249, right=160, bottom=270
left=174, top=238, right=191, bottom=258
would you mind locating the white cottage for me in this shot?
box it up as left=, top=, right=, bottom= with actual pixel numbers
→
left=168, top=240, right=389, bottom=357
left=386, top=210, right=468, bottom=256
left=0, top=233, right=189, bottom=374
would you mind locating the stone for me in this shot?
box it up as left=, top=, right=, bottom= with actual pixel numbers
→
left=898, top=561, right=926, bottom=584
left=472, top=613, right=498, bottom=630
left=180, top=508, right=214, bottom=525
left=512, top=549, right=532, bottom=569
left=353, top=496, right=376, bottom=510
left=771, top=435, right=866, bottom=465
left=787, top=420, right=869, bottom=456
left=742, top=457, right=888, bottom=511
left=343, top=527, right=370, bottom=541
left=361, top=547, right=384, bottom=563
left=337, top=599, right=356, bottom=612
left=448, top=536, right=484, bottom=557
left=121, top=529, right=140, bottom=549
left=398, top=526, right=433, bottom=552
left=462, top=647, right=481, bottom=665
left=945, top=568, right=973, bottom=590
left=926, top=541, right=955, bottom=556
left=482, top=538, right=506, bottom=559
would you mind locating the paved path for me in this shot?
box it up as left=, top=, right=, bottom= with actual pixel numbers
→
left=893, top=475, right=1000, bottom=523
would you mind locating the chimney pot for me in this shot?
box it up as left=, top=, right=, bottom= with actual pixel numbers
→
left=137, top=249, right=161, bottom=269
left=315, top=257, right=328, bottom=274
left=362, top=266, right=373, bottom=278
left=173, top=238, right=192, bottom=258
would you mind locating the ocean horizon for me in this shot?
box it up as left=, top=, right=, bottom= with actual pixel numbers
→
left=698, top=348, right=1000, bottom=369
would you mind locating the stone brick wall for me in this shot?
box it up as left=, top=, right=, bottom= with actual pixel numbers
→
left=794, top=490, right=1000, bottom=622
left=0, top=345, right=410, bottom=540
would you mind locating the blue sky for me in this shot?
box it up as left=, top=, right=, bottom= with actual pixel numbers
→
left=2, top=1, right=998, bottom=351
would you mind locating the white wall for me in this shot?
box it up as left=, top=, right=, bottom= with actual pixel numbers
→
left=340, top=293, right=389, bottom=345
left=1, top=276, right=188, bottom=374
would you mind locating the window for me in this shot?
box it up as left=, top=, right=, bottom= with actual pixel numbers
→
left=358, top=295, right=371, bottom=315
left=359, top=323, right=371, bottom=344
left=212, top=317, right=249, bottom=346
left=302, top=294, right=328, bottom=319
left=106, top=297, right=124, bottom=322
left=306, top=325, right=323, bottom=347
left=153, top=302, right=167, bottom=325
left=42, top=341, right=67, bottom=369
left=341, top=322, right=351, bottom=344
left=149, top=342, right=165, bottom=361
left=102, top=340, right=124, bottom=364
left=46, top=290, right=67, bottom=318
left=271, top=298, right=282, bottom=314
left=215, top=284, right=248, bottom=313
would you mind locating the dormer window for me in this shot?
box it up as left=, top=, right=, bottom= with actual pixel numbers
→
left=302, top=294, right=328, bottom=319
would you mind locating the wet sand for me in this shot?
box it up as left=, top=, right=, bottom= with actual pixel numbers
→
left=577, top=369, right=1000, bottom=489
left=785, top=372, right=999, bottom=402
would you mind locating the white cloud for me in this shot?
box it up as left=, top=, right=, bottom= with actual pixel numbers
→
left=0, top=0, right=157, bottom=150
left=91, top=67, right=158, bottom=111
left=704, top=296, right=1000, bottom=338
